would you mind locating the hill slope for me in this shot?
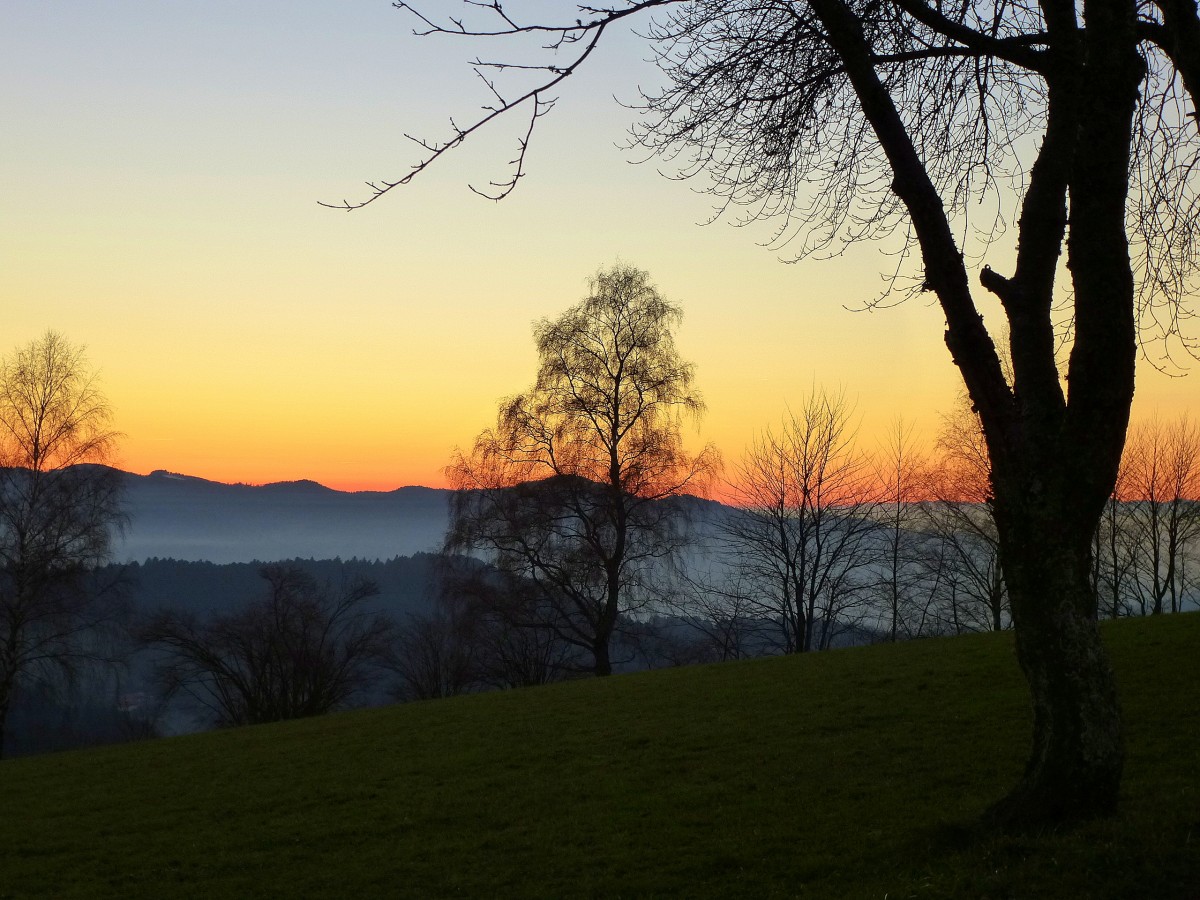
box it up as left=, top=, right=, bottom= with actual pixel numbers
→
left=2, top=615, right=1197, bottom=899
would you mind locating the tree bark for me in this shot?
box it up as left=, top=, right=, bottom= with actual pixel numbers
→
left=0, top=682, right=10, bottom=760
left=592, top=638, right=612, bottom=677
left=0, top=643, right=16, bottom=760
left=987, top=493, right=1124, bottom=824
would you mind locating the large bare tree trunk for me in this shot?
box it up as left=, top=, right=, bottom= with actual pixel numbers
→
left=592, top=639, right=612, bottom=678
left=987, top=493, right=1124, bottom=823
left=975, top=0, right=1141, bottom=825
left=827, top=0, right=1140, bottom=822
left=0, top=677, right=11, bottom=760
left=592, top=571, right=620, bottom=677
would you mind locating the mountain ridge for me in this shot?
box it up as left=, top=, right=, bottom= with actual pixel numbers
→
left=114, top=468, right=453, bottom=564
left=142, top=467, right=447, bottom=497
left=111, top=467, right=731, bottom=564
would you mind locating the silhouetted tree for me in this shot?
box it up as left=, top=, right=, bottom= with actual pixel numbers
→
left=436, top=557, right=578, bottom=688
left=140, top=565, right=392, bottom=726
left=920, top=398, right=1009, bottom=633
left=388, top=606, right=477, bottom=701
left=870, top=421, right=936, bottom=641
left=664, top=567, right=767, bottom=662
left=338, top=0, right=1200, bottom=824
left=446, top=265, right=718, bottom=676
left=0, top=332, right=125, bottom=758
left=1092, top=456, right=1138, bottom=619
left=1120, top=416, right=1200, bottom=615
left=724, top=389, right=880, bottom=653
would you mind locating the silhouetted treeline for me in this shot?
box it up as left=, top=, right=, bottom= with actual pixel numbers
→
left=106, top=554, right=444, bottom=618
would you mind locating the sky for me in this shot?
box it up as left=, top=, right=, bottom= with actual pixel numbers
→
left=3, top=2, right=1195, bottom=492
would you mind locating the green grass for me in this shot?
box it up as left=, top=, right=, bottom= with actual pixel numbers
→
left=3, top=615, right=1198, bottom=899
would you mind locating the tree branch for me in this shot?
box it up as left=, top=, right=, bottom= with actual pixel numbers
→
left=808, top=0, right=1015, bottom=454
left=322, top=0, right=678, bottom=209
left=888, top=0, right=1049, bottom=71
left=1140, top=7, right=1200, bottom=131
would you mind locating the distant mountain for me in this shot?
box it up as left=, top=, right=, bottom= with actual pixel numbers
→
left=114, top=469, right=451, bottom=564
left=112, top=469, right=746, bottom=565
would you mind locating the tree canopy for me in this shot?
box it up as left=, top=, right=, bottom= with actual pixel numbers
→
left=446, top=265, right=718, bottom=675
left=0, top=332, right=125, bottom=758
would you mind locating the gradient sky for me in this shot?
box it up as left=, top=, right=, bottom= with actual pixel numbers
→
left=4, top=2, right=1194, bottom=491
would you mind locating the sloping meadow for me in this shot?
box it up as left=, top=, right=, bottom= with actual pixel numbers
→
left=2, top=614, right=1197, bottom=899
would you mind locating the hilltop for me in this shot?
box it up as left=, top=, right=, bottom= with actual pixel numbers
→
left=1, top=613, right=1197, bottom=898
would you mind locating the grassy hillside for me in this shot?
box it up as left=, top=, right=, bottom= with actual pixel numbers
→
left=2, top=615, right=1197, bottom=899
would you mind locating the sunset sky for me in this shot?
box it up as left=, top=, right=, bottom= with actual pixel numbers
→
left=4, top=2, right=1195, bottom=492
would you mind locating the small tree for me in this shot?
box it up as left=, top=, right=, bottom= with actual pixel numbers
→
left=388, top=607, right=477, bottom=701
left=446, top=264, right=718, bottom=676
left=919, top=398, right=1009, bottom=633
left=0, top=332, right=125, bottom=758
left=1092, top=456, right=1138, bottom=619
left=665, top=568, right=767, bottom=662
left=436, top=556, right=579, bottom=689
left=140, top=565, right=392, bottom=727
left=871, top=421, right=935, bottom=641
left=1120, top=416, right=1200, bottom=615
left=724, top=388, right=880, bottom=653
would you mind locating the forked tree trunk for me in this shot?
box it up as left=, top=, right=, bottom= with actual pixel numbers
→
left=803, top=0, right=1128, bottom=817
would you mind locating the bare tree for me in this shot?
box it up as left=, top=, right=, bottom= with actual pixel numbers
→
left=1092, top=455, right=1139, bottom=619
left=870, top=421, right=938, bottom=640
left=388, top=607, right=477, bottom=702
left=446, top=265, right=719, bottom=676
left=665, top=568, right=767, bottom=662
left=336, top=0, right=1200, bottom=824
left=0, top=332, right=125, bottom=758
left=466, top=597, right=578, bottom=688
left=919, top=398, right=1009, bottom=633
left=919, top=510, right=1008, bottom=634
left=1120, top=416, right=1200, bottom=615
left=140, top=565, right=392, bottom=727
left=724, top=388, right=880, bottom=653
left=438, top=557, right=579, bottom=688
left=389, top=559, right=576, bottom=699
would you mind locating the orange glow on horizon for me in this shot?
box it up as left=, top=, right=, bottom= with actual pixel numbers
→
left=111, top=366, right=1193, bottom=497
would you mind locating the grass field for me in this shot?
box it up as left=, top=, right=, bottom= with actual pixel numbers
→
left=2, top=614, right=1198, bottom=899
